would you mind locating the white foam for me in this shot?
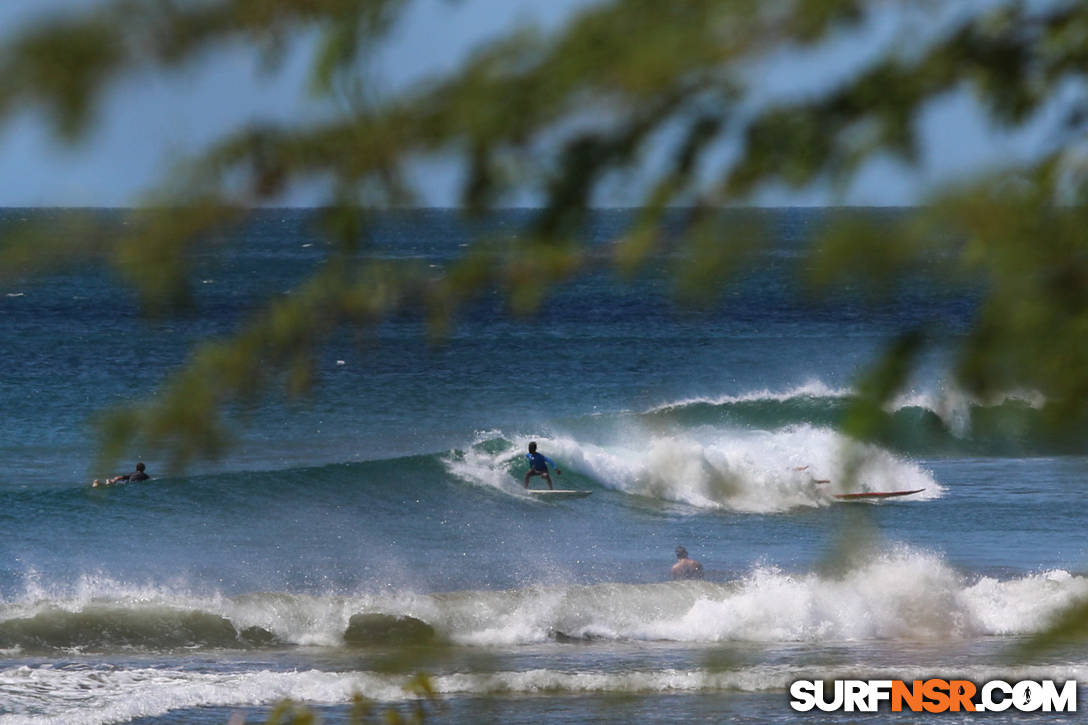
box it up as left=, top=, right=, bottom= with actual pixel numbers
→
left=961, top=569, right=1088, bottom=635
left=444, top=430, right=528, bottom=496
left=416, top=549, right=1088, bottom=647
left=428, top=663, right=1088, bottom=695
left=578, top=426, right=939, bottom=512
left=0, top=666, right=397, bottom=725
left=4, top=550, right=1085, bottom=650
left=3, top=661, right=1088, bottom=724
left=644, top=380, right=851, bottom=413
left=445, top=425, right=940, bottom=512
left=0, top=574, right=435, bottom=652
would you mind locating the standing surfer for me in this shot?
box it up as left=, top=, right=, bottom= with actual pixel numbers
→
left=523, top=441, right=561, bottom=490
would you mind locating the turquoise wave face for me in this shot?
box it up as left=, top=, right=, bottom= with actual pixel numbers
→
left=639, top=390, right=1067, bottom=457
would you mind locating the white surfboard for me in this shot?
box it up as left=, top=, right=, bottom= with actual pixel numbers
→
left=527, top=489, right=593, bottom=499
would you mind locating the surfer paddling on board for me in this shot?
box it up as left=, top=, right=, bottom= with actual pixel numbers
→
left=524, top=441, right=561, bottom=490
left=671, top=546, right=704, bottom=580
left=92, top=461, right=149, bottom=488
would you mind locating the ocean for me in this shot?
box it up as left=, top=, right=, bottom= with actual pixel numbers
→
left=2, top=208, right=1086, bottom=723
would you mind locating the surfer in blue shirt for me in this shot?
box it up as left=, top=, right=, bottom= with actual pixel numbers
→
left=524, top=441, right=561, bottom=489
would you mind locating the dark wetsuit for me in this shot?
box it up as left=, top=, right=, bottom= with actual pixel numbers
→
left=118, top=470, right=149, bottom=482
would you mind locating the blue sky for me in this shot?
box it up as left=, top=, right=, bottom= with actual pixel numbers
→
left=0, top=0, right=1061, bottom=207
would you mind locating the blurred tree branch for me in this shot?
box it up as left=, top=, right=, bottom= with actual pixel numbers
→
left=2, top=0, right=1088, bottom=478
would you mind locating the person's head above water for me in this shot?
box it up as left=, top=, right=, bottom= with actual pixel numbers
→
left=135, top=462, right=146, bottom=472
left=676, top=546, right=688, bottom=559
left=528, top=441, right=537, bottom=453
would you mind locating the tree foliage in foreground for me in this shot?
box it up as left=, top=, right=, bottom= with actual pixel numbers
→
left=254, top=674, right=439, bottom=725
left=3, top=0, right=1088, bottom=648
left=3, top=0, right=1088, bottom=465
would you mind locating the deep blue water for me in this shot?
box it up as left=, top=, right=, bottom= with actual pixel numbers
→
left=1, top=208, right=1086, bottom=724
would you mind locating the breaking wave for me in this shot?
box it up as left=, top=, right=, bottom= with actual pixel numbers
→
left=2, top=549, right=1083, bottom=653
left=447, top=424, right=940, bottom=513
left=5, top=662, right=1088, bottom=725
